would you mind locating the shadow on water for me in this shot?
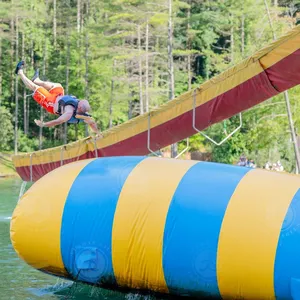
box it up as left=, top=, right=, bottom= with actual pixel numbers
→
left=28, top=280, right=164, bottom=299
left=51, top=282, right=176, bottom=300
left=50, top=281, right=218, bottom=300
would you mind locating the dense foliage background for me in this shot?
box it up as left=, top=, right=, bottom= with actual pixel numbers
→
left=1, top=0, right=300, bottom=171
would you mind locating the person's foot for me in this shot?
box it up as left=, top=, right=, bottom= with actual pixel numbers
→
left=31, top=69, right=39, bottom=82
left=15, top=61, right=24, bottom=75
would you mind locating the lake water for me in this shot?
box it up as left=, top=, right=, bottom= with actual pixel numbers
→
left=0, top=178, right=155, bottom=300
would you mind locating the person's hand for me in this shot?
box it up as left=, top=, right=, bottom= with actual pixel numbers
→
left=34, top=119, right=44, bottom=127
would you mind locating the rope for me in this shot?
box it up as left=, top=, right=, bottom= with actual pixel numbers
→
left=18, top=181, right=27, bottom=203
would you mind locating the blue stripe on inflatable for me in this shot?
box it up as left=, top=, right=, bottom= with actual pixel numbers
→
left=274, top=188, right=300, bottom=299
left=60, top=156, right=146, bottom=285
left=163, top=162, right=251, bottom=297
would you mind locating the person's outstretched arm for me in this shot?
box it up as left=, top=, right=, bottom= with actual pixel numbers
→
left=35, top=106, right=74, bottom=128
left=84, top=118, right=102, bottom=137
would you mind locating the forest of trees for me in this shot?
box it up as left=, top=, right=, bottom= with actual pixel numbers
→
left=1, top=0, right=300, bottom=172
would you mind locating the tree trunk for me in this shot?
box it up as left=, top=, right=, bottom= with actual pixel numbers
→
left=128, top=100, right=133, bottom=120
left=21, top=32, right=28, bottom=134
left=27, top=36, right=34, bottom=133
left=137, top=24, right=144, bottom=115
left=152, top=36, right=159, bottom=89
left=0, top=37, right=2, bottom=107
left=187, top=56, right=191, bottom=90
left=80, top=1, right=84, bottom=33
left=14, top=16, right=19, bottom=155
left=76, top=0, right=82, bottom=80
left=109, top=60, right=116, bottom=128
left=264, top=0, right=276, bottom=37
left=64, top=22, right=70, bottom=144
left=168, top=0, right=177, bottom=158
left=168, top=0, right=175, bottom=101
left=145, top=20, right=149, bottom=113
left=75, top=0, right=81, bottom=139
left=187, top=1, right=191, bottom=90
left=264, top=0, right=300, bottom=173
left=0, top=0, right=1, bottom=106
left=77, top=0, right=81, bottom=33
left=53, top=0, right=57, bottom=48
left=38, top=0, right=50, bottom=143
left=241, top=13, right=245, bottom=58
left=127, top=61, right=133, bottom=120
left=10, top=18, right=14, bottom=105
left=84, top=0, right=90, bottom=137
left=84, top=33, right=89, bottom=101
left=230, top=16, right=234, bottom=63
left=84, top=35, right=89, bottom=137
left=23, top=87, right=27, bottom=134
left=39, top=43, right=47, bottom=150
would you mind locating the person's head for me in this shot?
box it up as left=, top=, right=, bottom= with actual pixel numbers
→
left=77, top=99, right=91, bottom=114
left=240, top=155, right=246, bottom=162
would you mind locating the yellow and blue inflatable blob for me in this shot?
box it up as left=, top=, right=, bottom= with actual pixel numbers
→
left=10, top=157, right=300, bottom=299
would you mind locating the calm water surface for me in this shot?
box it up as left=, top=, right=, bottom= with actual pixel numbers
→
left=0, top=178, right=156, bottom=300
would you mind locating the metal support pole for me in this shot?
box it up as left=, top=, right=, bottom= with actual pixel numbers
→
left=147, top=114, right=161, bottom=157
left=60, top=146, right=65, bottom=166
left=175, top=138, right=190, bottom=159
left=284, top=91, right=300, bottom=173
left=29, top=153, right=36, bottom=182
left=93, top=137, right=98, bottom=158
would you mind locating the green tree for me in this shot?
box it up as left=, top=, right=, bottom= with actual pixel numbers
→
left=0, top=106, right=14, bottom=151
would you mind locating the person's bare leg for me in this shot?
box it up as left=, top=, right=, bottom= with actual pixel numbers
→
left=33, top=77, right=61, bottom=91
left=18, top=70, right=39, bottom=91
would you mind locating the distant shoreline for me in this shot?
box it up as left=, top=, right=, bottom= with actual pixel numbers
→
left=0, top=152, right=18, bottom=178
left=0, top=174, right=18, bottom=179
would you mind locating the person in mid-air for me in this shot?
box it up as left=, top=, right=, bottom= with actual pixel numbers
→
left=15, top=61, right=102, bottom=136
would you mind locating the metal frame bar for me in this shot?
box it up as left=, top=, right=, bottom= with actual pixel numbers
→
left=192, top=89, right=242, bottom=146
left=29, top=153, right=36, bottom=182
left=25, top=93, right=34, bottom=98
left=147, top=114, right=161, bottom=157
left=93, top=137, right=99, bottom=158
left=60, top=146, right=65, bottom=166
left=175, top=138, right=190, bottom=159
